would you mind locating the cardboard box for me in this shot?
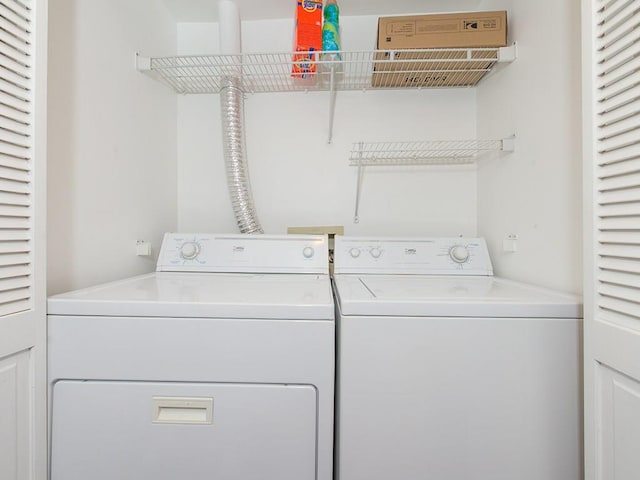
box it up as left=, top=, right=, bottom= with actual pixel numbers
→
left=371, top=68, right=488, bottom=88
left=372, top=48, right=499, bottom=88
left=292, top=0, right=323, bottom=79
left=377, top=11, right=507, bottom=50
left=373, top=11, right=507, bottom=87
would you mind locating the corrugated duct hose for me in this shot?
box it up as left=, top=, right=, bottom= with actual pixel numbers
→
left=219, top=0, right=263, bottom=234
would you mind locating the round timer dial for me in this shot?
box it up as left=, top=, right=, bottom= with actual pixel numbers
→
left=449, top=245, right=470, bottom=264
left=180, top=241, right=201, bottom=260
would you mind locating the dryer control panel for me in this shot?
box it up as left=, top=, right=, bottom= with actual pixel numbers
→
left=333, top=237, right=493, bottom=275
left=157, top=233, right=329, bottom=274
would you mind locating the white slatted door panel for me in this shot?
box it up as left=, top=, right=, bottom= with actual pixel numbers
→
left=0, top=2, right=43, bottom=480
left=586, top=2, right=640, bottom=480
left=596, top=0, right=640, bottom=330
left=0, top=0, right=32, bottom=318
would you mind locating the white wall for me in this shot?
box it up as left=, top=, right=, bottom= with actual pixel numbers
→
left=46, top=1, right=582, bottom=295
left=476, top=0, right=583, bottom=293
left=47, top=0, right=178, bottom=294
left=177, top=16, right=479, bottom=237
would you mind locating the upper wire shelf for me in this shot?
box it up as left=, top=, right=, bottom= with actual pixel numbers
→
left=136, top=44, right=516, bottom=94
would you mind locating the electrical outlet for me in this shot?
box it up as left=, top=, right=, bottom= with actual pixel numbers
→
left=136, top=240, right=152, bottom=256
left=502, top=234, right=518, bottom=253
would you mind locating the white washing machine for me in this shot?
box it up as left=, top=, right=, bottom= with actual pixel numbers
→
left=48, top=233, right=334, bottom=480
left=332, top=236, right=583, bottom=480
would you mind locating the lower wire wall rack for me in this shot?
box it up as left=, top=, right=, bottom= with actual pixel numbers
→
left=349, top=138, right=515, bottom=223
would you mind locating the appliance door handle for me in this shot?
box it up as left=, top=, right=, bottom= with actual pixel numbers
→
left=152, top=397, right=214, bottom=425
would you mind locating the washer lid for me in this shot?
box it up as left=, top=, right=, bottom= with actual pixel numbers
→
left=333, top=275, right=582, bottom=318
left=48, top=272, right=334, bottom=320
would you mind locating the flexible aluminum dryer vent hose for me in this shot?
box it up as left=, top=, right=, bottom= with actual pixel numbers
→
left=219, top=0, right=263, bottom=234
left=220, top=77, right=263, bottom=234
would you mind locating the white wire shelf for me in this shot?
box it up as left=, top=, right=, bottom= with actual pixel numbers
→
left=349, top=138, right=515, bottom=223
left=349, top=139, right=513, bottom=166
left=136, top=45, right=516, bottom=94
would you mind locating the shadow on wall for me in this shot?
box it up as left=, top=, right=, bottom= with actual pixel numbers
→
left=47, top=0, right=77, bottom=295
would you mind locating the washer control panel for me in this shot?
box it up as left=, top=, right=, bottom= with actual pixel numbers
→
left=157, top=233, right=329, bottom=274
left=333, top=237, right=493, bottom=275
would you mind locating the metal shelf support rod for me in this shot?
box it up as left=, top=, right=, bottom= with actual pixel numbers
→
left=353, top=142, right=364, bottom=223
left=328, top=65, right=337, bottom=144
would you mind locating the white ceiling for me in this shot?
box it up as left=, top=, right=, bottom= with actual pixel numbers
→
left=161, top=0, right=484, bottom=22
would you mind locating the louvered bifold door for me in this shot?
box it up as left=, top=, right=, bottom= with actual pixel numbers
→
left=586, top=0, right=640, bottom=479
left=0, top=2, right=45, bottom=480
left=0, top=0, right=32, bottom=317
left=596, top=1, right=640, bottom=328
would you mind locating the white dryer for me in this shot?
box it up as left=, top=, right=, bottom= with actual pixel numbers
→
left=48, top=233, right=334, bottom=480
left=332, top=236, right=582, bottom=480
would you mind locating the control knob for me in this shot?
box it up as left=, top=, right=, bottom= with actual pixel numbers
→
left=349, top=247, right=361, bottom=258
left=302, top=246, right=315, bottom=258
left=370, top=247, right=382, bottom=259
left=180, top=241, right=200, bottom=260
left=449, top=245, right=470, bottom=264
